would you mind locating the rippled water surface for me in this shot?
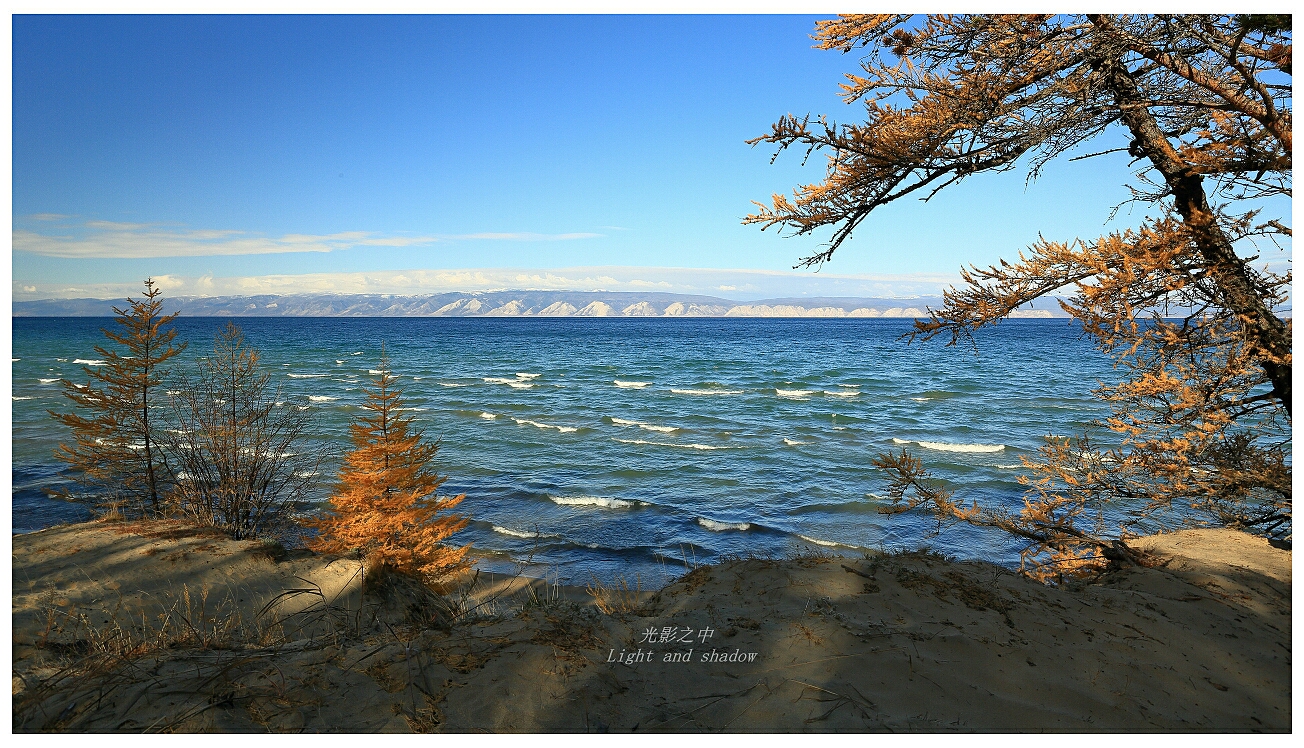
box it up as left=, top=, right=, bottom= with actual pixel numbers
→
left=12, top=317, right=1119, bottom=583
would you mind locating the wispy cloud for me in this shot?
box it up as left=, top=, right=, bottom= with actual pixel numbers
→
left=12, top=266, right=962, bottom=302
left=28, top=213, right=71, bottom=221
left=447, top=232, right=603, bottom=241
left=12, top=221, right=604, bottom=259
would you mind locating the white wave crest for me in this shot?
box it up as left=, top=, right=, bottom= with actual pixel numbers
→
left=671, top=388, right=743, bottom=396
left=783, top=438, right=811, bottom=446
left=38, top=378, right=60, bottom=384
left=287, top=373, right=328, bottom=378
left=796, top=534, right=858, bottom=549
left=824, top=389, right=859, bottom=398
left=776, top=388, right=814, bottom=399
left=491, top=525, right=557, bottom=539
left=911, top=397, right=930, bottom=402
left=439, top=382, right=467, bottom=387
left=894, top=438, right=1005, bottom=453
left=351, top=352, right=363, bottom=355
left=550, top=495, right=643, bottom=509
left=613, top=380, right=650, bottom=389
left=515, top=372, right=541, bottom=380
left=74, top=359, right=106, bottom=366
left=514, top=418, right=578, bottom=433
left=614, top=438, right=727, bottom=451
left=698, top=518, right=751, bottom=532
left=485, top=377, right=535, bottom=389
left=996, top=463, right=1025, bottom=469
left=335, top=360, right=345, bottom=365
left=12, top=396, right=33, bottom=401
left=611, top=417, right=678, bottom=433
left=479, top=412, right=497, bottom=420
left=368, top=369, right=389, bottom=375
left=308, top=395, right=337, bottom=402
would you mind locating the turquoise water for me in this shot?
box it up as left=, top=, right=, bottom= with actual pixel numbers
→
left=11, top=317, right=1116, bottom=583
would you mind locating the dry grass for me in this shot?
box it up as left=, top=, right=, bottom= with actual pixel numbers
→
left=585, top=573, right=646, bottom=616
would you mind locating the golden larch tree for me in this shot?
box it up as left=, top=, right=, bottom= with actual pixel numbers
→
left=309, top=353, right=470, bottom=582
left=749, top=14, right=1291, bottom=579
left=50, top=278, right=186, bottom=517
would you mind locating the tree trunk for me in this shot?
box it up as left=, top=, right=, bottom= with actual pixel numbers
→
left=1099, top=55, right=1292, bottom=417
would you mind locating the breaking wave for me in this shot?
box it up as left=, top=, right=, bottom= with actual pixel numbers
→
left=611, top=417, right=678, bottom=433
left=485, top=377, right=535, bottom=389
left=795, top=534, right=860, bottom=549
left=776, top=388, right=814, bottom=399
left=73, top=359, right=106, bottom=366
left=514, top=418, right=579, bottom=433
left=515, top=372, right=541, bottom=380
left=671, top=388, right=743, bottom=396
left=550, top=495, right=646, bottom=509
left=614, top=438, right=728, bottom=451
left=783, top=438, right=811, bottom=446
left=307, top=395, right=338, bottom=402
left=893, top=438, right=1005, bottom=453
left=38, top=378, right=60, bottom=384
left=614, top=380, right=650, bottom=389
left=697, top=518, right=751, bottom=532
left=286, top=373, right=328, bottom=379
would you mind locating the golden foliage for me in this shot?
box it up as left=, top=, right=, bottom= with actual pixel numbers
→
left=308, top=352, right=470, bottom=583
left=754, top=15, right=1292, bottom=577
left=49, top=279, right=186, bottom=517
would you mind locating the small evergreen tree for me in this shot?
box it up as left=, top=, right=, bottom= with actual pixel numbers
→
left=50, top=278, right=186, bottom=517
left=308, top=352, right=470, bottom=582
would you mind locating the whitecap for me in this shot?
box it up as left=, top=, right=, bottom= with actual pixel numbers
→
left=613, top=380, right=650, bottom=389
left=38, top=378, right=60, bottom=384
left=824, top=389, right=859, bottom=398
left=783, top=438, right=811, bottom=446
left=439, top=382, right=467, bottom=387
left=996, top=463, right=1025, bottom=469
left=776, top=388, right=814, bottom=399
left=335, top=360, right=345, bottom=365
left=513, top=418, right=578, bottom=433
left=74, top=359, right=106, bottom=366
left=287, top=373, right=328, bottom=378
left=295, top=470, right=319, bottom=478
left=491, top=526, right=558, bottom=539
left=796, top=534, right=859, bottom=549
left=697, top=518, right=751, bottom=532
left=611, top=417, right=678, bottom=433
left=550, top=495, right=643, bottom=509
left=368, top=369, right=389, bottom=375
left=56, top=358, right=67, bottom=362
left=11, top=358, right=19, bottom=362
left=614, top=438, right=727, bottom=451
left=671, top=388, right=743, bottom=396
left=12, top=396, right=33, bottom=401
left=515, top=372, right=541, bottom=380
left=479, top=412, right=497, bottom=420
left=308, top=395, right=337, bottom=402
left=351, top=352, right=363, bottom=355
left=894, top=438, right=1005, bottom=453
left=485, top=377, right=535, bottom=389
left=911, top=397, right=929, bottom=402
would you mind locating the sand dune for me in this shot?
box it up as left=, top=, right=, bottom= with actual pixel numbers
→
left=11, top=521, right=1290, bottom=732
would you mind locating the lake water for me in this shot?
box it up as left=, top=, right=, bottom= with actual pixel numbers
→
left=11, top=317, right=1118, bottom=584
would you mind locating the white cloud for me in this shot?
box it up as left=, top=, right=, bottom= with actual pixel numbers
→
left=13, top=221, right=603, bottom=259
left=29, top=213, right=70, bottom=221
left=447, top=232, right=603, bottom=241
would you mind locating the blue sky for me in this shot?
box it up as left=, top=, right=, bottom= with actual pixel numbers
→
left=10, top=14, right=1289, bottom=301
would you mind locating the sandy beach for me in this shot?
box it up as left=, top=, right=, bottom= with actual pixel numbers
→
left=12, top=519, right=1291, bottom=732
